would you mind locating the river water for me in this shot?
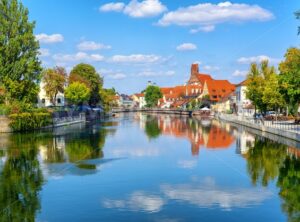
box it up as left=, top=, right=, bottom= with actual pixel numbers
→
left=0, top=113, right=299, bottom=222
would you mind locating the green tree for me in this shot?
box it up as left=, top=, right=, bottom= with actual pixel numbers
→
left=262, top=65, right=285, bottom=111
left=246, top=63, right=265, bottom=113
left=69, top=64, right=102, bottom=106
left=99, top=88, right=117, bottom=112
left=42, top=67, right=67, bottom=106
left=145, top=85, right=163, bottom=108
left=65, top=82, right=90, bottom=105
left=0, top=0, right=42, bottom=103
left=279, top=47, right=300, bottom=115
left=295, top=10, right=300, bottom=35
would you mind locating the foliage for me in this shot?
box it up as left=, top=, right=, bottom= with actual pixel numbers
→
left=145, top=85, right=163, bottom=107
left=64, top=82, right=90, bottom=105
left=277, top=156, right=300, bottom=222
left=0, top=0, right=42, bottom=103
left=144, top=116, right=161, bottom=139
left=279, top=47, right=300, bottom=115
left=69, top=63, right=102, bottom=105
left=0, top=104, right=10, bottom=115
left=0, top=134, right=43, bottom=222
left=246, top=61, right=285, bottom=113
left=99, top=88, right=117, bottom=112
left=9, top=112, right=52, bottom=132
left=246, top=138, right=287, bottom=187
left=296, top=10, right=300, bottom=35
left=42, top=67, right=67, bottom=106
left=262, top=66, right=285, bottom=110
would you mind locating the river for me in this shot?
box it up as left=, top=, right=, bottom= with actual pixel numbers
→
left=0, top=113, right=299, bottom=222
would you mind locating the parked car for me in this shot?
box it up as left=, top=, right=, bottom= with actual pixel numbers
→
left=253, top=113, right=263, bottom=119
left=266, top=111, right=276, bottom=116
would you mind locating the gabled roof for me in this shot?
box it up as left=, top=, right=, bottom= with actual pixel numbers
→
left=205, top=79, right=236, bottom=102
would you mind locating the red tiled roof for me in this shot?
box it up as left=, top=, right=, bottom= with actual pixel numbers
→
left=205, top=79, right=236, bottom=102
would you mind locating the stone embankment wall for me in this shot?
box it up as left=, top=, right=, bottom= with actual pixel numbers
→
left=0, top=116, right=12, bottom=133
left=218, top=114, right=300, bottom=143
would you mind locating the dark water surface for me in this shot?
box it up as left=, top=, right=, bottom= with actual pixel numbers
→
left=0, top=113, right=299, bottom=222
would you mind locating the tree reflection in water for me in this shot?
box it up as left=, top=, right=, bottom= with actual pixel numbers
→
left=0, top=122, right=113, bottom=221
left=245, top=136, right=300, bottom=222
left=0, top=134, right=43, bottom=222
left=278, top=156, right=300, bottom=222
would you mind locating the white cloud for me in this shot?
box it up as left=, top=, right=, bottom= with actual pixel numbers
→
left=124, top=0, right=167, bottom=18
left=39, top=48, right=50, bottom=57
left=107, top=73, right=127, bottom=80
left=77, top=41, right=111, bottom=51
left=53, top=52, right=104, bottom=63
left=99, top=2, right=125, bottom=12
left=100, top=0, right=167, bottom=18
left=103, top=191, right=165, bottom=213
left=161, top=183, right=273, bottom=210
left=232, top=70, right=248, bottom=77
left=237, top=55, right=280, bottom=64
left=176, top=43, right=197, bottom=51
left=36, top=33, right=64, bottom=43
left=177, top=160, right=198, bottom=169
left=137, top=70, right=175, bottom=77
left=158, top=2, right=273, bottom=30
left=111, top=54, right=162, bottom=63
left=190, top=25, right=215, bottom=34
left=203, top=65, right=220, bottom=71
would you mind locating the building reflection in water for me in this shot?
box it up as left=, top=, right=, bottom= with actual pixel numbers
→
left=138, top=114, right=235, bottom=156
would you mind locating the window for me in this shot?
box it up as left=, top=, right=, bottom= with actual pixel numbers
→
left=57, top=98, right=61, bottom=104
left=42, top=98, right=45, bottom=104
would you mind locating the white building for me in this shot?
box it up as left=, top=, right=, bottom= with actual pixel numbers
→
left=235, top=80, right=255, bottom=117
left=37, top=81, right=65, bottom=107
left=132, top=93, right=146, bottom=108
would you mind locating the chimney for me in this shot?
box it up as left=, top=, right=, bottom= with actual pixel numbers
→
left=191, top=63, right=199, bottom=75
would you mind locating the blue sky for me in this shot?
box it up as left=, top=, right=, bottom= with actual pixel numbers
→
left=22, top=0, right=299, bottom=94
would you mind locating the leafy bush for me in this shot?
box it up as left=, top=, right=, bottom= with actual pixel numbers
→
left=9, top=112, right=53, bottom=132
left=0, top=104, right=10, bottom=116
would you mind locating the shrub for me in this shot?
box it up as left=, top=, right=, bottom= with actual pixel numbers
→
left=9, top=112, right=53, bottom=132
left=0, top=104, right=10, bottom=116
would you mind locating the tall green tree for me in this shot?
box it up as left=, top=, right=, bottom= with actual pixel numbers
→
left=0, top=0, right=42, bottom=103
left=246, top=60, right=284, bottom=113
left=69, top=63, right=102, bottom=106
left=295, top=10, right=300, bottom=35
left=246, top=63, right=266, bottom=113
left=262, top=64, right=285, bottom=111
left=42, top=67, right=67, bottom=106
left=145, top=85, right=163, bottom=108
left=99, top=88, right=117, bottom=112
left=279, top=47, right=300, bottom=115
left=65, top=82, right=90, bottom=105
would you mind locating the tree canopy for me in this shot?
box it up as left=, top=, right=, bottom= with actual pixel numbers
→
left=296, top=10, right=300, bottom=35
left=99, top=88, right=117, bottom=112
left=69, top=63, right=102, bottom=106
left=145, top=85, right=163, bottom=108
left=246, top=61, right=285, bottom=113
left=0, top=0, right=41, bottom=103
left=42, top=67, right=67, bottom=106
left=65, top=82, right=90, bottom=105
left=279, top=47, right=300, bottom=114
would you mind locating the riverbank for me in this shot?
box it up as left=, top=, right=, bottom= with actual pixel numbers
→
left=218, top=113, right=300, bottom=143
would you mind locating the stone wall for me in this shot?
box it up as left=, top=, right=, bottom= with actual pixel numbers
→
left=0, top=116, right=12, bottom=133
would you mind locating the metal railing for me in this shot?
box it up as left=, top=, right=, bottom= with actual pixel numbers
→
left=219, top=113, right=300, bottom=133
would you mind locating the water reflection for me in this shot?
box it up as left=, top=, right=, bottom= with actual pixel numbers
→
left=141, top=114, right=235, bottom=155
left=0, top=114, right=300, bottom=221
left=0, top=134, right=44, bottom=222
